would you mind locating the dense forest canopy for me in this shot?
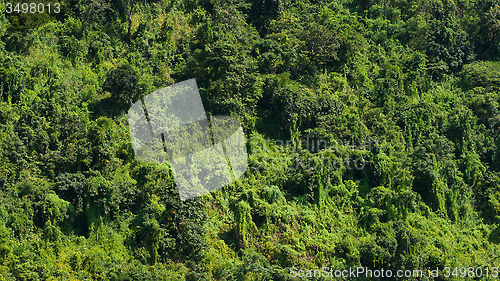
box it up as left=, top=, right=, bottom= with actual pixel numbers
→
left=0, top=0, right=500, bottom=279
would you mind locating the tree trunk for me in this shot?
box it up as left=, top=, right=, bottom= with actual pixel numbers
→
left=127, top=0, right=135, bottom=42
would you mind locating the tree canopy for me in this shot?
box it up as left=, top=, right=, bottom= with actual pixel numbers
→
left=0, top=0, right=500, bottom=279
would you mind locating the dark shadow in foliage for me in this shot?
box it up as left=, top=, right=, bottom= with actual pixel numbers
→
left=217, top=226, right=239, bottom=253
left=102, top=64, right=140, bottom=107
left=53, top=172, right=90, bottom=236
left=5, top=0, right=57, bottom=32
left=488, top=221, right=500, bottom=244
left=277, top=172, right=310, bottom=202
left=127, top=164, right=208, bottom=265
left=254, top=77, right=290, bottom=140
left=90, top=64, right=140, bottom=118
left=128, top=201, right=208, bottom=265
left=489, top=224, right=500, bottom=244
left=472, top=2, right=500, bottom=61
left=254, top=114, right=288, bottom=141
left=243, top=0, right=281, bottom=37
left=53, top=172, right=125, bottom=237
left=88, top=96, right=120, bottom=119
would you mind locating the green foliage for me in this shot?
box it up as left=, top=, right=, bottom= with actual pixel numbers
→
left=1, top=0, right=500, bottom=279
left=103, top=64, right=140, bottom=108
left=460, top=61, right=500, bottom=91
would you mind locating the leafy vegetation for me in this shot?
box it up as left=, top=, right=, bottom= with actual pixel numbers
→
left=1, top=0, right=500, bottom=279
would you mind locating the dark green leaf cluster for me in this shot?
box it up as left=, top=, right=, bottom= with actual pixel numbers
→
left=0, top=0, right=500, bottom=279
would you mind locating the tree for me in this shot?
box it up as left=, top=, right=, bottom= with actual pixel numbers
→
left=103, top=64, right=140, bottom=108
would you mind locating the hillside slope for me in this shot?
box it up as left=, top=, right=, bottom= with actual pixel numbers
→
left=0, top=0, right=500, bottom=279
